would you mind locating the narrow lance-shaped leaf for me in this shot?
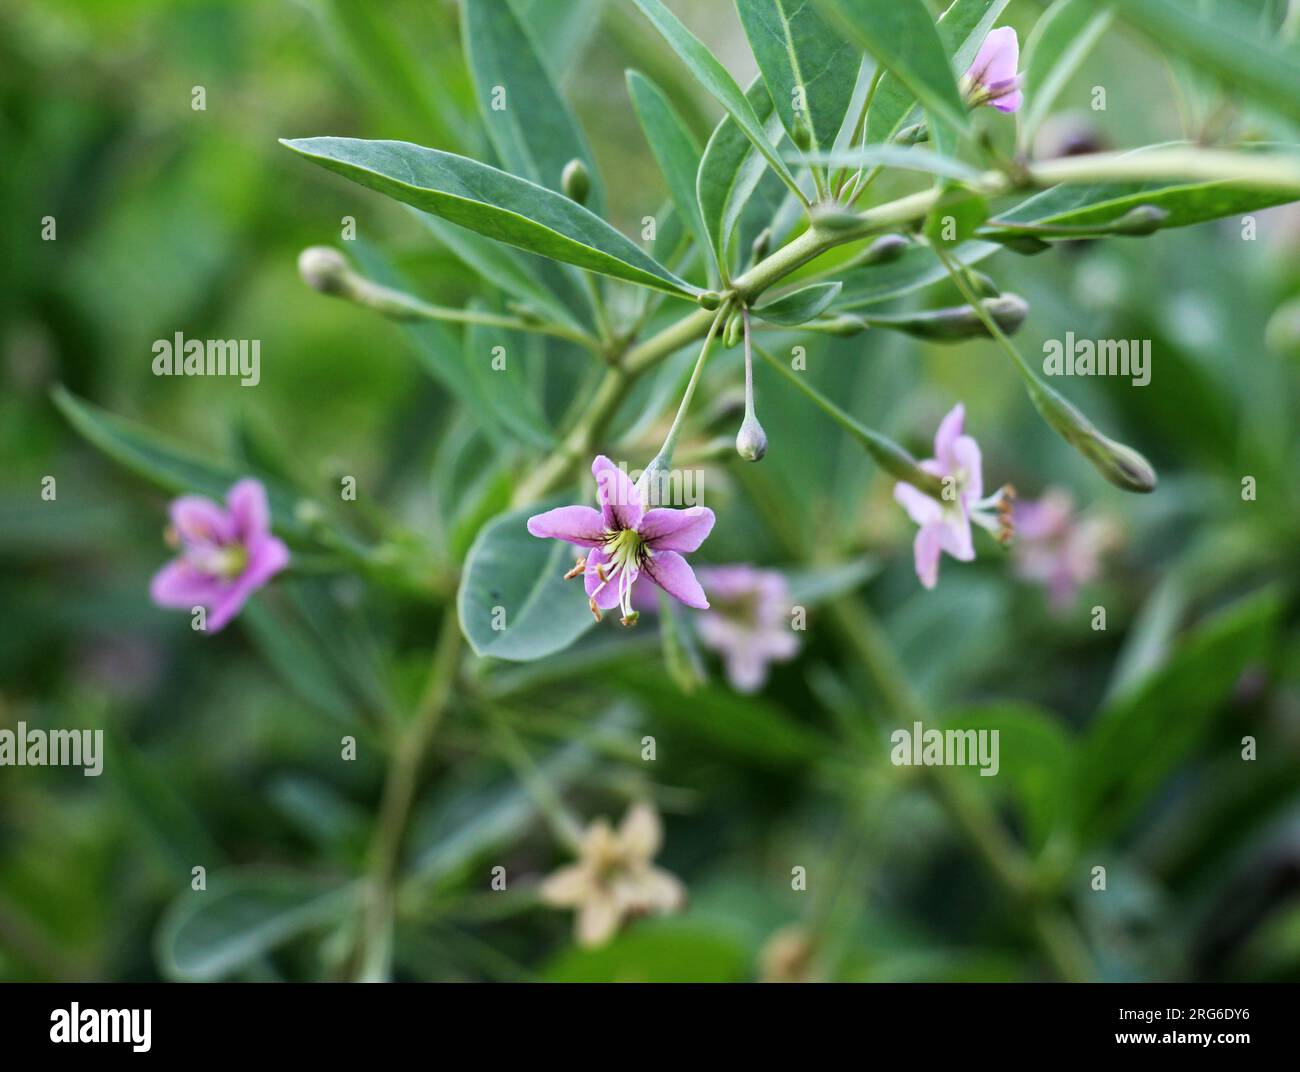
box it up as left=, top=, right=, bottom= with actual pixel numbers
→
left=753, top=281, right=843, bottom=325
left=629, top=0, right=805, bottom=202
left=463, top=0, right=605, bottom=211
left=465, top=307, right=556, bottom=449
left=282, top=138, right=698, bottom=298
left=697, top=77, right=783, bottom=279
left=1018, top=0, right=1114, bottom=152
left=860, top=0, right=1007, bottom=146
left=735, top=0, right=861, bottom=158
left=627, top=71, right=713, bottom=282
left=1106, top=0, right=1300, bottom=126
left=817, top=0, right=973, bottom=138
left=993, top=146, right=1300, bottom=233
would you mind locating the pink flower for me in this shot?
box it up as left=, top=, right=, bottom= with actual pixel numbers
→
left=695, top=565, right=798, bottom=692
left=150, top=478, right=290, bottom=632
left=893, top=404, right=1011, bottom=590
left=1013, top=489, right=1120, bottom=611
left=962, top=26, right=1023, bottom=113
left=526, top=456, right=715, bottom=625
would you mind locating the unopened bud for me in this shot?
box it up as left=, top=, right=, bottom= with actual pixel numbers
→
left=1030, top=385, right=1158, bottom=493
left=561, top=159, right=590, bottom=205
left=999, top=234, right=1052, bottom=255
left=869, top=294, right=1028, bottom=341
left=698, top=290, right=723, bottom=310
left=1109, top=204, right=1167, bottom=236
left=736, top=413, right=768, bottom=461
left=856, top=233, right=909, bottom=267
left=792, top=113, right=813, bottom=151
left=967, top=270, right=1000, bottom=298
left=298, top=246, right=351, bottom=295
left=724, top=311, right=744, bottom=348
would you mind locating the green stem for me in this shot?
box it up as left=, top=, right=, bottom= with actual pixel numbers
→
left=355, top=605, right=461, bottom=981
left=753, top=342, right=943, bottom=497
left=642, top=304, right=728, bottom=475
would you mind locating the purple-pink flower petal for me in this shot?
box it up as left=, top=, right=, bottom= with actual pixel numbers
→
left=933, top=403, right=966, bottom=468
left=592, top=455, right=643, bottom=531
left=527, top=505, right=608, bottom=547
left=170, top=496, right=234, bottom=545
left=583, top=546, right=628, bottom=610
left=643, top=550, right=708, bottom=609
left=227, top=478, right=272, bottom=543
left=637, top=506, right=715, bottom=553
left=913, top=524, right=944, bottom=590
left=150, top=559, right=224, bottom=609
left=970, top=26, right=1019, bottom=88
left=894, top=482, right=943, bottom=527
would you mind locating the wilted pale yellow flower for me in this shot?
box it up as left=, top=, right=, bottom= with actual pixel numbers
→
left=539, top=802, right=685, bottom=947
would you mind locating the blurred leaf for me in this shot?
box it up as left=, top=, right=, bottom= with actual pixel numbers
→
left=464, top=306, right=556, bottom=449
left=543, top=920, right=751, bottom=982
left=823, top=0, right=979, bottom=140
left=1107, top=0, right=1300, bottom=125
left=458, top=498, right=596, bottom=660
left=834, top=240, right=999, bottom=309
left=51, top=386, right=307, bottom=537
left=800, top=144, right=985, bottom=182
left=996, top=148, right=1300, bottom=232
left=1076, top=587, right=1282, bottom=841
left=241, top=598, right=361, bottom=726
left=736, top=0, right=861, bottom=157
left=463, top=0, right=604, bottom=211
left=940, top=701, right=1075, bottom=850
left=156, top=869, right=359, bottom=982
left=607, top=664, right=827, bottom=766
left=784, top=556, right=880, bottom=606
left=628, top=0, right=803, bottom=197
left=1018, top=0, right=1114, bottom=152
left=698, top=78, right=784, bottom=279
left=754, top=281, right=843, bottom=324
left=282, top=138, right=698, bottom=297
left=627, top=71, right=711, bottom=278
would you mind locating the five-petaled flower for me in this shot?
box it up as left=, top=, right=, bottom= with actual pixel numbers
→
left=1013, top=488, right=1120, bottom=611
left=526, top=456, right=714, bottom=625
left=962, top=26, right=1023, bottom=113
left=893, top=404, right=1013, bottom=590
left=695, top=565, right=798, bottom=692
left=539, top=802, right=685, bottom=948
left=150, top=478, right=290, bottom=632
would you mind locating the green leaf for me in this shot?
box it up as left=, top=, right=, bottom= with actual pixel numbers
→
left=819, top=0, right=974, bottom=140
left=464, top=305, right=556, bottom=449
left=783, top=556, right=880, bottom=606
left=282, top=137, right=697, bottom=298
left=241, top=599, right=362, bottom=727
left=834, top=239, right=999, bottom=309
left=1107, top=0, right=1300, bottom=125
left=1075, top=588, right=1281, bottom=841
left=51, top=385, right=307, bottom=537
left=458, top=497, right=596, bottom=661
left=994, top=148, right=1300, bottom=233
left=628, top=0, right=804, bottom=201
left=940, top=702, right=1075, bottom=851
left=463, top=0, right=604, bottom=211
left=753, top=281, right=843, bottom=324
left=413, top=211, right=591, bottom=337
left=798, top=144, right=985, bottom=183
left=1018, top=0, right=1113, bottom=152
left=627, top=71, right=712, bottom=278
left=156, top=869, right=360, bottom=982
left=697, top=78, right=784, bottom=278
left=735, top=0, right=861, bottom=158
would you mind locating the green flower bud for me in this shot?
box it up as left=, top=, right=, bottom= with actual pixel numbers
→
left=867, top=294, right=1028, bottom=341
left=698, top=290, right=723, bottom=310
left=1109, top=204, right=1168, bottom=236
left=999, top=234, right=1052, bottom=255
left=1029, top=384, right=1157, bottom=493
left=561, top=158, right=590, bottom=205
left=856, top=233, right=909, bottom=267
left=723, top=310, right=744, bottom=348
left=736, top=413, right=768, bottom=461
left=298, top=246, right=351, bottom=295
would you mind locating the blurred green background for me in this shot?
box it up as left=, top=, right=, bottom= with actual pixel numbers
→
left=1, top=0, right=1298, bottom=982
